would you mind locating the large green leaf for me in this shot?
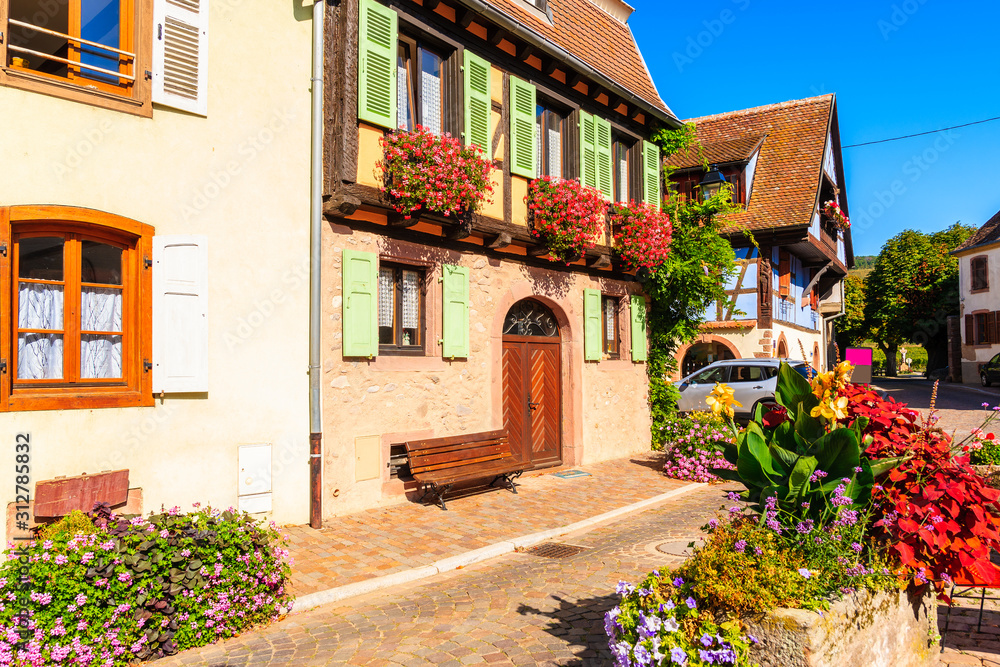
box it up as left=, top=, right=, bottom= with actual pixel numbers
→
left=793, top=408, right=824, bottom=444
left=775, top=362, right=818, bottom=417
left=769, top=443, right=800, bottom=472
left=745, top=422, right=780, bottom=478
left=788, top=455, right=819, bottom=500
left=812, top=428, right=860, bottom=476
left=869, top=454, right=909, bottom=478
left=736, top=428, right=771, bottom=488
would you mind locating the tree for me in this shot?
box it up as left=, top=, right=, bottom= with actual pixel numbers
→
left=645, top=125, right=740, bottom=443
left=863, top=223, right=974, bottom=376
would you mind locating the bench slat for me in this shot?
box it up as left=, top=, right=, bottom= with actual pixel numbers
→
left=409, top=443, right=509, bottom=470
left=406, top=438, right=506, bottom=459
left=404, top=429, right=508, bottom=452
left=415, top=459, right=530, bottom=486
left=411, top=451, right=511, bottom=475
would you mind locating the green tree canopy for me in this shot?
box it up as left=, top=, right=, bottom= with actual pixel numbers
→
left=863, top=223, right=974, bottom=376
left=834, top=273, right=867, bottom=352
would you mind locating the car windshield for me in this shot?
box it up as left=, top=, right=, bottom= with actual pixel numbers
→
left=690, top=366, right=727, bottom=384
left=790, top=364, right=812, bottom=379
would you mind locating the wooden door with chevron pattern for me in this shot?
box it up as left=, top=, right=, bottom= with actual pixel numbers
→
left=502, top=300, right=562, bottom=468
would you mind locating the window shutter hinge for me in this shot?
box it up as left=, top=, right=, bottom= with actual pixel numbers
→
left=0, top=31, right=4, bottom=44
left=0, top=242, right=6, bottom=257
left=145, top=70, right=152, bottom=81
left=144, top=255, right=152, bottom=269
left=143, top=360, right=152, bottom=373
left=158, top=23, right=163, bottom=40
left=0, top=359, right=6, bottom=375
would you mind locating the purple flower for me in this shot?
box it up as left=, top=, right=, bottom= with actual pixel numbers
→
left=851, top=542, right=862, bottom=553
left=733, top=539, right=746, bottom=553
left=673, top=577, right=684, bottom=587
left=795, top=520, right=814, bottom=534
left=670, top=647, right=688, bottom=664
left=685, top=596, right=697, bottom=609
left=798, top=568, right=811, bottom=579
left=700, top=633, right=714, bottom=647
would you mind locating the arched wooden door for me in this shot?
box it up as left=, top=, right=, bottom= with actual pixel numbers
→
left=501, top=300, right=562, bottom=468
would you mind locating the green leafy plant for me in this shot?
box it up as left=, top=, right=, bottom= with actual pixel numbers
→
left=0, top=503, right=292, bottom=664
left=717, top=363, right=904, bottom=522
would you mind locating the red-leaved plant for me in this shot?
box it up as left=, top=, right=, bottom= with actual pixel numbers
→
left=526, top=176, right=606, bottom=264
left=610, top=201, right=673, bottom=271
left=379, top=126, right=494, bottom=220
left=842, top=384, right=1000, bottom=594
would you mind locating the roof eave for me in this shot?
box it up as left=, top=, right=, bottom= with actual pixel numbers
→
left=451, top=0, right=680, bottom=127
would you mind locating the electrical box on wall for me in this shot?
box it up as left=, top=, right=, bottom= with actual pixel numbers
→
left=355, top=435, right=381, bottom=482
left=238, top=444, right=272, bottom=513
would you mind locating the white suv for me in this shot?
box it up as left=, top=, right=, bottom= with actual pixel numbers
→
left=676, top=358, right=812, bottom=420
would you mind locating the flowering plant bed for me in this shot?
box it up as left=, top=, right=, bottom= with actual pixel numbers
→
left=610, top=201, right=673, bottom=271
left=658, top=411, right=736, bottom=483
left=526, top=176, right=606, bottom=263
left=821, top=200, right=850, bottom=231
left=379, top=126, right=494, bottom=221
left=0, top=503, right=291, bottom=665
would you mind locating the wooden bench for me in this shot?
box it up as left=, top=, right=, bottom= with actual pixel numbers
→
left=402, top=429, right=529, bottom=510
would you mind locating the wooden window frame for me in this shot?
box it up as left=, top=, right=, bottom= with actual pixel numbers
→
left=612, top=134, right=636, bottom=204
left=377, top=261, right=427, bottom=357
left=971, top=255, right=989, bottom=293
left=601, top=294, right=620, bottom=359
left=536, top=101, right=565, bottom=179
left=397, top=30, right=456, bottom=136
left=0, top=0, right=152, bottom=117
left=0, top=205, right=153, bottom=412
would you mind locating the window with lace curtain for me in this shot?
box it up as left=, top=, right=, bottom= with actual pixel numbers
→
left=2, top=206, right=153, bottom=411
left=378, top=262, right=425, bottom=355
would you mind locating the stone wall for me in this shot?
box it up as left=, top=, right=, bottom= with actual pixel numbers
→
left=320, top=221, right=652, bottom=517
left=745, top=588, right=938, bottom=667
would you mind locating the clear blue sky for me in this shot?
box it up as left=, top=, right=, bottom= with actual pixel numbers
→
left=628, top=0, right=1000, bottom=257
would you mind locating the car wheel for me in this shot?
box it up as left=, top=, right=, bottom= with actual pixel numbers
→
left=983, top=373, right=992, bottom=388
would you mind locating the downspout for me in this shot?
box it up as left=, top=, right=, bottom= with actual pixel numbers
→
left=309, top=0, right=325, bottom=529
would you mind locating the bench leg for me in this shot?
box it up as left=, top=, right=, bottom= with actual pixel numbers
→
left=491, top=472, right=522, bottom=494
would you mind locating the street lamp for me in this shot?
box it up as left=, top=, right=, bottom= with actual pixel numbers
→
left=699, top=164, right=727, bottom=201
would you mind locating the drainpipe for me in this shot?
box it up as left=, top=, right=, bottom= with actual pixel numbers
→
left=308, top=0, right=325, bottom=529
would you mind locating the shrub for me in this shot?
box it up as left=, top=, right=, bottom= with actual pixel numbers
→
left=525, top=176, right=606, bottom=263
left=0, top=504, right=292, bottom=665
left=37, top=511, right=98, bottom=542
left=660, top=411, right=736, bottom=482
left=607, top=570, right=756, bottom=667
left=844, top=384, right=1000, bottom=590
left=968, top=429, right=1000, bottom=466
left=610, top=202, right=673, bottom=271
left=379, top=126, right=494, bottom=220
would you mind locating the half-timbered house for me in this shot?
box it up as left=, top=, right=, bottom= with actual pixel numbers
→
left=319, top=0, right=678, bottom=515
left=953, top=210, right=1000, bottom=384
left=665, top=95, right=854, bottom=376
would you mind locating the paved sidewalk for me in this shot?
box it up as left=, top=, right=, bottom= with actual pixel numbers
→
left=286, top=453, right=686, bottom=598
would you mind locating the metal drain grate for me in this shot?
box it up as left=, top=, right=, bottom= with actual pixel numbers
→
left=520, top=542, right=588, bottom=559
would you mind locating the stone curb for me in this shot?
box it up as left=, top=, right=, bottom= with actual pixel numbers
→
left=291, top=482, right=704, bottom=613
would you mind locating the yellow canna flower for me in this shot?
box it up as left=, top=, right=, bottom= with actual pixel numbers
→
left=707, top=383, right=742, bottom=419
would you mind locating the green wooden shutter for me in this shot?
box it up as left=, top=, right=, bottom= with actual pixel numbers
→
left=358, top=0, right=397, bottom=129
left=442, top=264, right=470, bottom=358
left=584, top=289, right=602, bottom=361
left=630, top=295, right=647, bottom=362
left=464, top=51, right=491, bottom=150
left=642, top=140, right=661, bottom=210
left=509, top=77, right=537, bottom=178
left=342, top=250, right=378, bottom=358
left=579, top=111, right=597, bottom=189
left=595, top=116, right=613, bottom=199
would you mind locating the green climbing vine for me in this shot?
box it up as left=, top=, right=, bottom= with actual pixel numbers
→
left=646, top=124, right=743, bottom=448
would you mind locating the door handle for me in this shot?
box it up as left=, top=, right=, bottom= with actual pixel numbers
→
left=753, top=385, right=763, bottom=389
left=527, top=396, right=540, bottom=411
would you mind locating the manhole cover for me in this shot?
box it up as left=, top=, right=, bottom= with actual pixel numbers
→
left=520, top=542, right=588, bottom=559
left=654, top=537, right=705, bottom=557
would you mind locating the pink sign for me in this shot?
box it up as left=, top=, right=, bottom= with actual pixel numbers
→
left=845, top=347, right=873, bottom=366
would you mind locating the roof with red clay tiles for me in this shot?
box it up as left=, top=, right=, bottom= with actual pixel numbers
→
left=664, top=134, right=767, bottom=170
left=955, top=209, right=1000, bottom=254
left=478, top=0, right=671, bottom=117
left=671, top=95, right=836, bottom=232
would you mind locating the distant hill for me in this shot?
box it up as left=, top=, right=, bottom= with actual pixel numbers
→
left=853, top=255, right=876, bottom=270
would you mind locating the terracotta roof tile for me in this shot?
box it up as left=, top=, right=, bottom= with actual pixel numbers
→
left=664, top=134, right=766, bottom=169
left=479, top=0, right=671, bottom=116
left=670, top=95, right=835, bottom=233
left=955, top=209, right=1000, bottom=254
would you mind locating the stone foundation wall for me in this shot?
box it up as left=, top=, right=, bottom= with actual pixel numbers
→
left=745, top=588, right=938, bottom=667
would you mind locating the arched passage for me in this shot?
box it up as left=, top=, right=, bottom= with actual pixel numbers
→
left=674, top=335, right=740, bottom=379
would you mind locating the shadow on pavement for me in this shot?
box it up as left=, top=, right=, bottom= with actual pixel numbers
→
left=516, top=593, right=619, bottom=666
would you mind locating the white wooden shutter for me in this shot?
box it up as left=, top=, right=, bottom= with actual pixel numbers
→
left=153, top=235, right=208, bottom=393
left=152, top=0, right=209, bottom=116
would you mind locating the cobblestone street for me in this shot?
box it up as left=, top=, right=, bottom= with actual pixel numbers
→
left=159, top=484, right=734, bottom=666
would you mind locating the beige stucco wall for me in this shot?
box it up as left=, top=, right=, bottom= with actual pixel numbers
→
left=957, top=246, right=1000, bottom=382
left=0, top=2, right=313, bottom=538
left=321, top=220, right=651, bottom=517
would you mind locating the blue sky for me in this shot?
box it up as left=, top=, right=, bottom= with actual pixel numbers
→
left=628, top=0, right=1000, bottom=257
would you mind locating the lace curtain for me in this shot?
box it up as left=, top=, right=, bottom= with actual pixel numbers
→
left=81, top=287, right=122, bottom=379
left=17, top=283, right=64, bottom=379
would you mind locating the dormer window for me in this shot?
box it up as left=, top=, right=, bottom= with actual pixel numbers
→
left=527, top=0, right=547, bottom=10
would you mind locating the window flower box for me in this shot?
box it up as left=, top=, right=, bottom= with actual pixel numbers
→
left=821, top=200, right=850, bottom=232
left=526, top=176, right=606, bottom=264
left=610, top=201, right=673, bottom=271
left=379, top=126, right=493, bottom=223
